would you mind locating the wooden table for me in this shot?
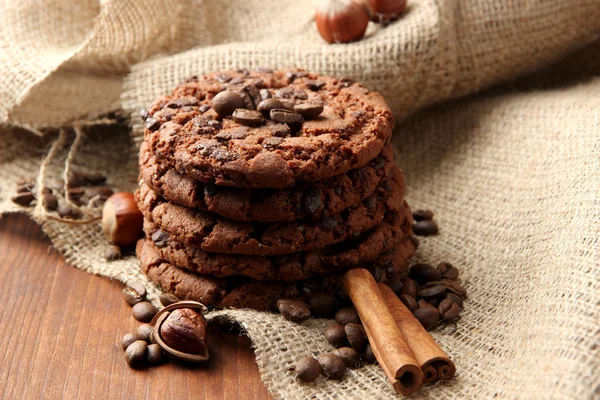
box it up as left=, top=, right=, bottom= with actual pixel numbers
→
left=0, top=214, right=270, bottom=399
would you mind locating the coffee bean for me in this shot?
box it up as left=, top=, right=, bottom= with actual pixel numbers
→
left=132, top=301, right=157, bottom=322
left=443, top=302, right=461, bottom=320
left=334, top=307, right=361, bottom=325
left=325, top=323, right=347, bottom=347
left=125, top=340, right=148, bottom=368
left=243, top=85, right=263, bottom=109
left=334, top=347, right=361, bottom=368
left=295, top=356, right=322, bottom=382
left=307, top=293, right=339, bottom=318
left=413, top=220, right=438, bottom=236
left=417, top=299, right=430, bottom=308
left=438, top=298, right=453, bottom=317
left=212, top=91, right=244, bottom=117
left=232, top=109, right=262, bottom=125
left=57, top=200, right=76, bottom=218
left=67, top=171, right=87, bottom=188
left=446, top=293, right=464, bottom=308
left=280, top=99, right=296, bottom=110
left=294, top=102, right=324, bottom=119
left=122, top=281, right=147, bottom=306
left=259, top=88, right=272, bottom=100
left=428, top=298, right=440, bottom=307
left=294, top=90, right=308, bottom=100
left=11, top=192, right=35, bottom=206
left=399, top=294, right=418, bottom=312
left=441, top=279, right=467, bottom=297
left=317, top=353, right=346, bottom=380
left=86, top=186, right=113, bottom=199
left=136, top=324, right=153, bottom=342
left=145, top=117, right=160, bottom=131
left=417, top=284, right=446, bottom=299
left=344, top=323, right=367, bottom=352
left=438, top=262, right=459, bottom=280
left=362, top=344, right=376, bottom=364
left=151, top=229, right=169, bottom=248
left=104, top=245, right=122, bottom=261
left=413, top=307, right=440, bottom=330
left=409, top=263, right=442, bottom=284
left=83, top=172, right=107, bottom=185
left=159, top=293, right=179, bottom=307
left=409, top=235, right=420, bottom=249
left=147, top=343, right=165, bottom=365
left=121, top=333, right=136, bottom=350
left=16, top=182, right=33, bottom=193
left=67, top=187, right=85, bottom=201
left=388, top=277, right=403, bottom=295
left=277, top=299, right=311, bottom=322
left=270, top=108, right=302, bottom=124
left=413, top=210, right=434, bottom=221
left=400, top=277, right=418, bottom=298
left=257, top=98, right=284, bottom=116
left=42, top=193, right=58, bottom=210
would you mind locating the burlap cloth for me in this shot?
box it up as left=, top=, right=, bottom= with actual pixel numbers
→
left=1, top=1, right=599, bottom=398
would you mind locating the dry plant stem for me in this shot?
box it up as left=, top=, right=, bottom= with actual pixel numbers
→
left=342, top=269, right=423, bottom=395
left=378, top=283, right=457, bottom=382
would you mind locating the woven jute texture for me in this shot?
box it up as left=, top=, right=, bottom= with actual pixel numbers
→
left=1, top=0, right=599, bottom=399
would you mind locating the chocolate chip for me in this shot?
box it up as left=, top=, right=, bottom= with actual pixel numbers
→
left=364, top=196, right=376, bottom=210
left=400, top=277, right=418, bottom=298
left=334, top=307, right=361, bottom=325
left=259, top=88, right=272, bottom=100
left=204, top=184, right=217, bottom=197
left=151, top=230, right=169, bottom=248
left=131, top=301, right=157, bottom=323
left=145, top=117, right=160, bottom=131
left=269, top=123, right=291, bottom=137
left=199, top=104, right=211, bottom=113
left=409, top=263, right=442, bottom=284
left=277, top=298, right=312, bottom=322
left=271, top=108, right=302, bottom=124
left=317, top=353, right=346, bottom=380
left=216, top=73, right=232, bottom=83
left=294, top=102, right=324, bottom=119
left=362, top=344, right=376, bottom=364
left=301, top=188, right=322, bottom=215
left=104, top=245, right=122, bottom=261
left=307, top=293, right=339, bottom=318
left=319, top=216, right=338, bottom=230
left=413, top=220, right=438, bottom=236
left=334, top=347, right=361, bottom=368
left=333, top=187, right=342, bottom=196
left=257, top=98, right=284, bottom=116
left=167, top=96, right=199, bottom=108
left=325, top=323, right=347, bottom=347
left=306, top=80, right=326, bottom=91
left=232, top=109, right=262, bottom=125
left=295, top=356, right=321, bottom=382
left=413, top=209, right=434, bottom=221
left=413, top=307, right=440, bottom=330
left=212, top=91, right=244, bottom=117
left=159, top=293, right=179, bottom=307
left=262, top=137, right=284, bottom=149
left=438, top=262, right=459, bottom=280
left=211, top=148, right=238, bottom=162
left=11, top=192, right=35, bottom=206
left=399, top=294, right=418, bottom=312
left=417, top=284, right=446, bottom=299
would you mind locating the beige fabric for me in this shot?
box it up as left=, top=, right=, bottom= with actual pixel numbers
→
left=0, top=0, right=599, bottom=399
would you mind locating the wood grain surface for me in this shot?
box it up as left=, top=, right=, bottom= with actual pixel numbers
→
left=0, top=213, right=271, bottom=400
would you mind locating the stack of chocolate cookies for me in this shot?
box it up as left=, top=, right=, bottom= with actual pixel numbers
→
left=136, top=68, right=416, bottom=311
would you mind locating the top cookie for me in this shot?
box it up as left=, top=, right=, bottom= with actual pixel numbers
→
left=144, top=68, right=394, bottom=188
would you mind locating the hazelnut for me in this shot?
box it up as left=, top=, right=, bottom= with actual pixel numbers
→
left=157, top=308, right=209, bottom=360
left=102, top=192, right=143, bottom=246
left=364, top=0, right=407, bottom=23
left=315, top=0, right=370, bottom=44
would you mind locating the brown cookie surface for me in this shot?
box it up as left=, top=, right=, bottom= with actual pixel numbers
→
left=136, top=237, right=413, bottom=311
left=135, top=166, right=405, bottom=256
left=144, top=68, right=394, bottom=188
left=139, top=141, right=396, bottom=222
left=142, top=202, right=413, bottom=281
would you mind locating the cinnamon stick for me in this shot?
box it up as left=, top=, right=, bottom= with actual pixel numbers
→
left=342, top=269, right=423, bottom=395
left=378, top=283, right=456, bottom=382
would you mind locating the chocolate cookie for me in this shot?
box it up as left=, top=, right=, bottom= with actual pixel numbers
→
left=142, top=202, right=413, bottom=281
left=137, top=237, right=413, bottom=311
left=144, top=68, right=394, bottom=188
left=139, top=141, right=396, bottom=222
left=135, top=166, right=405, bottom=256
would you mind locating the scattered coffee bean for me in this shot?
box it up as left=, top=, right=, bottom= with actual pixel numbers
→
left=413, top=306, right=440, bottom=330
left=295, top=356, right=322, bottom=383
left=307, top=293, right=339, bottom=318
left=362, top=344, right=376, bottom=364
left=446, top=293, right=464, bottom=308
left=325, top=323, right=347, bottom=347
left=400, top=277, right=418, bottom=298
left=212, top=91, right=244, bottom=117
left=66, top=171, right=87, bottom=188
left=442, top=302, right=461, bottom=320
left=257, top=98, right=284, bottom=115
left=345, top=323, right=367, bottom=352
left=413, top=220, right=438, bottom=236
left=270, top=108, right=302, bottom=124
left=11, top=192, right=35, bottom=206
left=87, top=186, right=113, bottom=199
left=417, top=299, right=430, bottom=309
left=132, top=301, right=157, bottom=322
left=159, top=293, right=179, bottom=307
left=413, top=210, right=434, bottom=221
left=388, top=277, right=404, bottom=295
left=42, top=193, right=58, bottom=210
left=417, top=284, right=446, bottom=299
left=232, top=109, right=263, bottom=125
left=438, top=262, right=459, bottom=280
left=136, top=324, right=153, bottom=342
left=409, top=235, right=420, bottom=249
left=334, top=307, right=361, bottom=325
left=16, top=182, right=34, bottom=193
left=317, top=353, right=346, bottom=380
left=122, top=281, right=147, bottom=306
left=57, top=200, right=76, bottom=218
left=438, top=298, right=453, bottom=318
left=121, top=333, right=136, bottom=350
left=409, top=263, right=442, bottom=284
left=147, top=343, right=165, bottom=365
left=277, top=299, right=312, bottom=322
left=125, top=340, right=148, bottom=368
left=399, top=294, right=418, bottom=312
left=294, top=102, right=324, bottom=119
left=83, top=172, right=107, bottom=185
left=334, top=347, right=361, bottom=368
left=67, top=187, right=85, bottom=201
left=440, top=279, right=467, bottom=297
left=104, top=245, right=122, bottom=261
